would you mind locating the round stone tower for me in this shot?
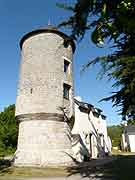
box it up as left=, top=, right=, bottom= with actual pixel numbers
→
left=14, top=26, right=76, bottom=167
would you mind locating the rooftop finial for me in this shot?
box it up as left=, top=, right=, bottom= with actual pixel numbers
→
left=48, top=18, right=51, bottom=26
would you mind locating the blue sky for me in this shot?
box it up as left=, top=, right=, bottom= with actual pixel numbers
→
left=0, top=0, right=121, bottom=125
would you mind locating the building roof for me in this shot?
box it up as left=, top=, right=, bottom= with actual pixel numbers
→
left=20, top=25, right=76, bottom=53
left=74, top=98, right=93, bottom=110
left=74, top=98, right=106, bottom=119
left=124, top=125, right=135, bottom=135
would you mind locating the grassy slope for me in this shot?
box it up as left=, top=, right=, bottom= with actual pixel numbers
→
left=0, top=159, right=68, bottom=179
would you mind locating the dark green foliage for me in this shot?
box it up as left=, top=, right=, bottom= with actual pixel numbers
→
left=0, top=105, right=18, bottom=156
left=107, top=125, right=123, bottom=148
left=58, top=0, right=135, bottom=121
left=127, top=119, right=135, bottom=125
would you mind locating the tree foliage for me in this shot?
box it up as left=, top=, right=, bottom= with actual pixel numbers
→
left=58, top=0, right=135, bottom=121
left=127, top=119, right=135, bottom=125
left=0, top=105, right=18, bottom=156
left=107, top=125, right=123, bottom=148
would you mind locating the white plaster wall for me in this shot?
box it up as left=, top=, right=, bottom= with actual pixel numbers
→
left=89, top=111, right=110, bottom=154
left=107, top=136, right=112, bottom=153
left=98, top=118, right=109, bottom=153
left=72, top=105, right=93, bottom=134
left=121, top=133, right=127, bottom=150
left=72, top=136, right=84, bottom=162
left=72, top=102, right=109, bottom=159
left=72, top=104, right=98, bottom=158
left=128, top=135, right=135, bottom=152
left=91, top=135, right=98, bottom=158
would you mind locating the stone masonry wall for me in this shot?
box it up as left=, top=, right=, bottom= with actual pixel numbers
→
left=14, top=31, right=75, bottom=167
left=15, top=120, right=74, bottom=167
left=16, top=32, right=74, bottom=117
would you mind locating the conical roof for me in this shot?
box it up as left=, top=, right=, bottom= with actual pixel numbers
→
left=20, top=25, right=76, bottom=52
left=41, top=25, right=58, bottom=31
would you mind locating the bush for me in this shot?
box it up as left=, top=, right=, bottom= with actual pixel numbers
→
left=0, top=105, right=18, bottom=156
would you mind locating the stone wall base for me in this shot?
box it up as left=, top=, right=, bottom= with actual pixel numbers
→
left=14, top=118, right=75, bottom=167
left=14, top=149, right=75, bottom=167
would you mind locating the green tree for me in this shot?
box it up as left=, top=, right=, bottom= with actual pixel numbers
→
left=0, top=104, right=18, bottom=156
left=127, top=119, right=135, bottom=125
left=58, top=0, right=135, bottom=121
left=107, top=125, right=123, bottom=148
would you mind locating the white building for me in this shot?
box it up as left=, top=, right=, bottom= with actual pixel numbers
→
left=72, top=97, right=111, bottom=162
left=121, top=125, right=135, bottom=152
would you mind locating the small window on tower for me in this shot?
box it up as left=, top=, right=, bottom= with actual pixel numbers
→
left=30, top=88, right=33, bottom=94
left=63, top=83, right=70, bottom=99
left=64, top=60, right=70, bottom=73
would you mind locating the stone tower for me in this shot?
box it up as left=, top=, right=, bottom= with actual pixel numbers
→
left=14, top=26, right=76, bottom=167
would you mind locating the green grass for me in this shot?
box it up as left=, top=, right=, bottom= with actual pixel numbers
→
left=0, top=159, right=69, bottom=179
left=112, top=149, right=135, bottom=156
left=0, top=167, right=69, bottom=177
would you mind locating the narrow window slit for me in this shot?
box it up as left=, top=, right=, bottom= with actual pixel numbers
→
left=30, top=88, right=33, bottom=94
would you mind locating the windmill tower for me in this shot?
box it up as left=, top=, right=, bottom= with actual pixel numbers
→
left=14, top=25, right=75, bottom=167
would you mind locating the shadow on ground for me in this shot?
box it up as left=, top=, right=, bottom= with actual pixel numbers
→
left=0, top=155, right=135, bottom=179
left=66, top=155, right=135, bottom=180
left=0, top=159, right=12, bottom=176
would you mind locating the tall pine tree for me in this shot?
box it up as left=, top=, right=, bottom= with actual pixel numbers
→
left=58, top=0, right=135, bottom=121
